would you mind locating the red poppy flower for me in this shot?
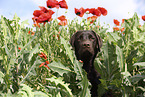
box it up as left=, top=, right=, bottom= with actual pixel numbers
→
left=93, top=9, right=101, bottom=16
left=39, top=61, right=50, bottom=69
left=87, top=15, right=98, bottom=24
left=38, top=52, right=47, bottom=60
left=75, top=7, right=85, bottom=17
left=58, top=20, right=67, bottom=26
left=59, top=0, right=68, bottom=9
left=85, top=8, right=101, bottom=16
left=114, top=19, right=120, bottom=26
left=46, top=0, right=59, bottom=8
left=113, top=27, right=120, bottom=31
left=28, top=31, right=35, bottom=35
left=48, top=9, right=55, bottom=15
left=58, top=15, right=67, bottom=26
left=122, top=19, right=125, bottom=23
left=121, top=27, right=125, bottom=32
left=39, top=6, right=49, bottom=13
left=98, top=7, right=107, bottom=16
left=38, top=6, right=55, bottom=15
left=142, top=15, right=145, bottom=21
left=18, top=47, right=21, bottom=50
left=85, top=8, right=95, bottom=14
left=58, top=15, right=65, bottom=21
left=37, top=13, right=52, bottom=22
left=33, top=10, right=44, bottom=17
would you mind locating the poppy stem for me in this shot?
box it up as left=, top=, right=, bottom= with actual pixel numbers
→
left=56, top=8, right=59, bottom=18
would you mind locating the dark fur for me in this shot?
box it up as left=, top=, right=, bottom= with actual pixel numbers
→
left=70, top=30, right=102, bottom=97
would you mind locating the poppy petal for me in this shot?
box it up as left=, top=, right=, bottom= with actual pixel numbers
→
left=39, top=62, right=45, bottom=68
left=142, top=15, right=145, bottom=21
left=114, top=19, right=120, bottom=26
left=33, top=10, right=44, bottom=17
left=98, top=7, right=107, bottom=16
left=75, top=7, right=85, bottom=17
left=59, top=0, right=68, bottom=9
left=44, top=65, right=50, bottom=69
left=47, top=0, right=59, bottom=8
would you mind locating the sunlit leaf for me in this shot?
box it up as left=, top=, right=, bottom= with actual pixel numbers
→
left=116, top=45, right=124, bottom=72
left=79, top=73, right=91, bottom=97
left=46, top=76, right=73, bottom=97
left=0, top=71, right=4, bottom=82
left=48, top=61, right=72, bottom=76
left=18, top=84, right=34, bottom=97
left=61, top=36, right=74, bottom=64
left=34, top=91, right=50, bottom=97
left=107, top=32, right=120, bottom=42
left=133, top=62, right=145, bottom=67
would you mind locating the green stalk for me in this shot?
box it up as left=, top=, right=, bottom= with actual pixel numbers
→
left=15, top=44, right=20, bottom=85
left=20, top=57, right=38, bottom=84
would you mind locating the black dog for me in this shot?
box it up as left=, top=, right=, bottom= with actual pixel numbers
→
left=70, top=30, right=102, bottom=97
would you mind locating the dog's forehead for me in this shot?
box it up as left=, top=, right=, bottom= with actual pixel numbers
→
left=76, top=31, right=95, bottom=37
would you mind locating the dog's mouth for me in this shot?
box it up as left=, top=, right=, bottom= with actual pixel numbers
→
left=78, top=49, right=94, bottom=60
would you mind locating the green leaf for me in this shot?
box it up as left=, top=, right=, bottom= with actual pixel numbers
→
left=18, top=91, right=28, bottom=97
left=4, top=44, right=11, bottom=57
left=79, top=73, right=91, bottom=97
left=103, top=41, right=117, bottom=79
left=133, top=62, right=145, bottom=67
left=103, top=41, right=111, bottom=77
left=0, top=71, right=4, bottom=82
left=73, top=60, right=83, bottom=80
left=56, top=92, right=61, bottom=97
left=136, top=86, right=145, bottom=92
left=46, top=76, right=73, bottom=97
left=130, top=74, right=145, bottom=83
left=21, top=19, right=29, bottom=28
left=28, top=43, right=40, bottom=61
left=19, top=36, right=36, bottom=54
left=116, top=45, right=124, bottom=72
left=60, top=36, right=83, bottom=79
left=126, top=49, right=138, bottom=63
left=107, top=32, right=120, bottom=42
left=48, top=61, right=72, bottom=76
left=20, top=57, right=38, bottom=84
left=13, top=13, right=20, bottom=21
left=18, top=84, right=34, bottom=97
left=132, top=27, right=140, bottom=41
left=61, top=36, right=74, bottom=64
left=34, top=91, right=50, bottom=97
left=2, top=16, right=14, bottom=34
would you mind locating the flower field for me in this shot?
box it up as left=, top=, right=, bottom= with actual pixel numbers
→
left=0, top=0, right=145, bottom=97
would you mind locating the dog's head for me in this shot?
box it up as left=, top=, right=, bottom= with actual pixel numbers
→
left=70, top=30, right=102, bottom=61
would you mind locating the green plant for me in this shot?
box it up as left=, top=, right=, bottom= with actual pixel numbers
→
left=0, top=9, right=145, bottom=97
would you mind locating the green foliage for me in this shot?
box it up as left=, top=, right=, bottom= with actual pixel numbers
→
left=0, top=13, right=145, bottom=97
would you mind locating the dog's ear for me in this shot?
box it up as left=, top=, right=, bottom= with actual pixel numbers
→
left=92, top=30, right=102, bottom=52
left=69, top=31, right=82, bottom=50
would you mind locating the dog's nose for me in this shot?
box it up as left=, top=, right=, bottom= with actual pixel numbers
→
left=83, top=43, right=90, bottom=47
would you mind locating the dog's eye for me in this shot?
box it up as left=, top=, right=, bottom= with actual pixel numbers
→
left=89, top=35, right=95, bottom=40
left=77, top=36, right=83, bottom=41
left=91, top=38, right=95, bottom=40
